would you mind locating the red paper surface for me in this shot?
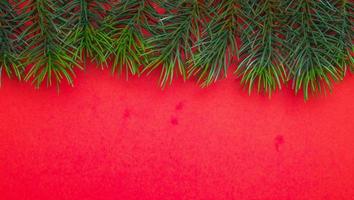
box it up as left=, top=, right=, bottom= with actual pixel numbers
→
left=1, top=64, right=354, bottom=200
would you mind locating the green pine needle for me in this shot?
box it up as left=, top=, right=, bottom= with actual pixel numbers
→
left=285, top=0, right=347, bottom=100
left=337, top=0, right=353, bottom=72
left=64, top=0, right=111, bottom=67
left=236, top=0, right=286, bottom=96
left=0, top=0, right=25, bottom=83
left=103, top=0, right=157, bottom=76
left=21, top=0, right=81, bottom=87
left=188, top=0, right=238, bottom=87
left=0, top=0, right=352, bottom=99
left=144, top=0, right=209, bottom=87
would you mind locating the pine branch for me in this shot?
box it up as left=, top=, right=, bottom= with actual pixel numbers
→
left=0, top=0, right=24, bottom=83
left=0, top=0, right=352, bottom=98
left=285, top=0, right=346, bottom=100
left=188, top=0, right=238, bottom=87
left=21, top=0, right=80, bottom=87
left=145, top=0, right=209, bottom=87
left=337, top=0, right=353, bottom=72
left=236, top=0, right=286, bottom=96
left=64, top=0, right=110, bottom=66
left=103, top=0, right=157, bottom=76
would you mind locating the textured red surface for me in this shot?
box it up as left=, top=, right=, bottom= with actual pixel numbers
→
left=1, top=65, right=354, bottom=200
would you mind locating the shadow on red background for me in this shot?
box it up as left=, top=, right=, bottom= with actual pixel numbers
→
left=0, top=65, right=354, bottom=200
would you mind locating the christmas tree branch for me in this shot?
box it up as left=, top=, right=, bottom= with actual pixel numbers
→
left=103, top=0, right=157, bottom=76
left=188, top=0, right=238, bottom=87
left=64, top=0, right=111, bottom=67
left=338, top=0, right=353, bottom=72
left=144, top=0, right=210, bottom=87
left=21, top=0, right=81, bottom=87
left=0, top=0, right=352, bottom=99
left=285, top=0, right=348, bottom=99
left=0, top=0, right=25, bottom=83
left=236, top=0, right=286, bottom=95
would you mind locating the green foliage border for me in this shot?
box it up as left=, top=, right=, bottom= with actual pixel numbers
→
left=0, top=0, right=353, bottom=100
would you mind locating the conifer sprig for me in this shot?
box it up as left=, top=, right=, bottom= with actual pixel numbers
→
left=0, top=0, right=352, bottom=99
left=188, top=0, right=238, bottom=87
left=64, top=0, right=111, bottom=66
left=145, top=0, right=209, bottom=86
left=236, top=0, right=286, bottom=95
left=103, top=0, right=157, bottom=76
left=21, top=0, right=80, bottom=87
left=0, top=0, right=24, bottom=83
left=337, top=0, right=353, bottom=71
left=285, top=0, right=347, bottom=100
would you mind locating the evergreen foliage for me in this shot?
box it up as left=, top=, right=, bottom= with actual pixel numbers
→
left=285, top=0, right=348, bottom=99
left=145, top=0, right=210, bottom=86
left=189, top=0, right=238, bottom=87
left=338, top=0, right=353, bottom=72
left=237, top=0, right=286, bottom=95
left=0, top=0, right=352, bottom=99
left=21, top=0, right=80, bottom=87
left=64, top=0, right=110, bottom=66
left=0, top=0, right=24, bottom=82
left=103, top=0, right=157, bottom=76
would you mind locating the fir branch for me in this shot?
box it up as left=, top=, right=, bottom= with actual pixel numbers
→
left=188, top=0, right=238, bottom=87
left=337, top=0, right=353, bottom=72
left=21, top=0, right=80, bottom=87
left=64, top=0, right=110, bottom=66
left=145, top=0, right=209, bottom=87
left=103, top=0, right=157, bottom=76
left=236, top=0, right=286, bottom=95
left=0, top=0, right=24, bottom=83
left=0, top=0, right=352, bottom=98
left=285, top=0, right=346, bottom=100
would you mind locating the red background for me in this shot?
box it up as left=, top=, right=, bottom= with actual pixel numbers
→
left=1, top=64, right=354, bottom=199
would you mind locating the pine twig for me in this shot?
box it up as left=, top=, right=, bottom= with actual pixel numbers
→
left=144, top=0, right=210, bottom=87
left=64, top=0, right=111, bottom=67
left=285, top=0, right=346, bottom=100
left=21, top=0, right=81, bottom=88
left=0, top=0, right=25, bottom=84
left=103, top=0, right=157, bottom=76
left=188, top=0, right=238, bottom=87
left=236, top=0, right=287, bottom=96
